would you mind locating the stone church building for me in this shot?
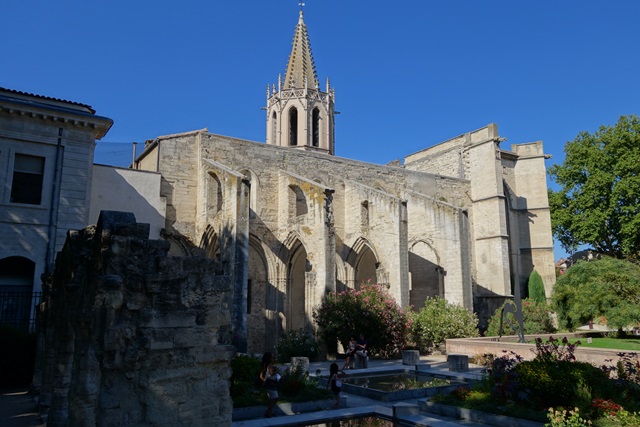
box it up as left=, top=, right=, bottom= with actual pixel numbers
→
left=0, top=10, right=555, bottom=354
left=131, top=10, right=555, bottom=353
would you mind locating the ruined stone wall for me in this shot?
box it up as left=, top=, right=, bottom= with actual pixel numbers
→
left=36, top=211, right=234, bottom=427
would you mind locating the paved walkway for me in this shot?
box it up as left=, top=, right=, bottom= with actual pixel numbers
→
left=0, top=356, right=487, bottom=427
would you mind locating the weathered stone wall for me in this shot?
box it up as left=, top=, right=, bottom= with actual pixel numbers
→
left=36, top=211, right=234, bottom=427
left=132, top=125, right=554, bottom=355
left=509, top=142, right=556, bottom=297
left=136, top=130, right=475, bottom=354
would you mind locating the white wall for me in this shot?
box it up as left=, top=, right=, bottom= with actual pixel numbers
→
left=90, top=165, right=166, bottom=239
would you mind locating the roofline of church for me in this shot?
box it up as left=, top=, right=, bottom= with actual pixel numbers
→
left=134, top=128, right=470, bottom=185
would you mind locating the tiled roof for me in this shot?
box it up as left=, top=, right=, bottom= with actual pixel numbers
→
left=0, top=86, right=95, bottom=114
left=283, top=11, right=319, bottom=90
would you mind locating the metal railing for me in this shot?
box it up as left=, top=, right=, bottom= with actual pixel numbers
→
left=0, top=291, right=42, bottom=333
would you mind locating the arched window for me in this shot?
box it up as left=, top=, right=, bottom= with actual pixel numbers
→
left=312, top=108, right=320, bottom=147
left=361, top=201, right=370, bottom=229
left=289, top=185, right=308, bottom=217
left=271, top=111, right=277, bottom=145
left=289, top=108, right=298, bottom=146
left=208, top=172, right=223, bottom=214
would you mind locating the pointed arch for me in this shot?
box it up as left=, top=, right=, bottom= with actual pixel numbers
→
left=345, top=237, right=379, bottom=289
left=207, top=171, right=223, bottom=214
left=279, top=232, right=312, bottom=332
left=200, top=225, right=221, bottom=260
left=312, top=107, right=320, bottom=147
left=247, top=234, right=279, bottom=353
left=288, top=238, right=310, bottom=331
left=408, top=239, right=444, bottom=310
left=288, top=107, right=298, bottom=146
left=288, top=184, right=308, bottom=217
left=240, top=168, right=259, bottom=219
left=271, top=111, right=278, bottom=145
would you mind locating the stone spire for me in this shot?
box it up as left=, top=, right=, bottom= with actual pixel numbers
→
left=283, top=10, right=319, bottom=89
left=266, top=8, right=335, bottom=155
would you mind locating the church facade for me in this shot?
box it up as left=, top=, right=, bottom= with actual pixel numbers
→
left=130, top=11, right=556, bottom=353
left=0, top=10, right=554, bottom=353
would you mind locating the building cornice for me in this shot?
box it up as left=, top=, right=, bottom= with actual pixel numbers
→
left=0, top=92, right=113, bottom=139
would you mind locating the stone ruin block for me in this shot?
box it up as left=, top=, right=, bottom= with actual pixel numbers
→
left=35, top=211, right=236, bottom=426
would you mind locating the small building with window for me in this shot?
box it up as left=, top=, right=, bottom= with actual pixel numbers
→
left=0, top=88, right=112, bottom=329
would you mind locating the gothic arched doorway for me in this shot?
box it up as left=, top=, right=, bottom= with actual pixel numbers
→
left=408, top=241, right=443, bottom=310
left=287, top=240, right=311, bottom=331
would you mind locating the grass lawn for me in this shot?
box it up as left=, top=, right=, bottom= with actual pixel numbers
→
left=570, top=336, right=640, bottom=351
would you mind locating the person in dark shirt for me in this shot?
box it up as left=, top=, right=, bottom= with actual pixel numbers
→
left=355, top=334, right=368, bottom=368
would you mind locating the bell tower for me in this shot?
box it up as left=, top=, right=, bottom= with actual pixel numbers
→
left=266, top=8, right=335, bottom=155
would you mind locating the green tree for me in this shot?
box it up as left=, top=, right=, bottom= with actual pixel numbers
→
left=548, top=114, right=640, bottom=260
left=486, top=299, right=555, bottom=336
left=551, top=257, right=640, bottom=332
left=527, top=270, right=546, bottom=304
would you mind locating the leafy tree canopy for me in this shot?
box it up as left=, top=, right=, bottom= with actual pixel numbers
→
left=548, top=115, right=640, bottom=259
left=551, top=257, right=640, bottom=332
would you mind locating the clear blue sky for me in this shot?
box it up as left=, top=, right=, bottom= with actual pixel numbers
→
left=5, top=1, right=640, bottom=260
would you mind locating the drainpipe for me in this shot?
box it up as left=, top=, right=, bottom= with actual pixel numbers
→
left=132, top=142, right=137, bottom=169
left=45, top=128, right=64, bottom=274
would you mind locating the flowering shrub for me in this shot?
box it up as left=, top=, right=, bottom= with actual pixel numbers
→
left=486, top=299, right=556, bottom=336
left=546, top=407, right=592, bottom=427
left=279, top=363, right=318, bottom=395
left=409, top=297, right=479, bottom=353
left=313, top=284, right=411, bottom=358
left=482, top=350, right=524, bottom=402
left=274, top=328, right=320, bottom=362
left=450, top=386, right=472, bottom=400
left=533, top=336, right=580, bottom=362
left=613, top=410, right=640, bottom=426
left=590, top=398, right=623, bottom=419
left=480, top=340, right=615, bottom=411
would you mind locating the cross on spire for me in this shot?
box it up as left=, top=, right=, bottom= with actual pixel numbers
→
left=299, top=1, right=305, bottom=12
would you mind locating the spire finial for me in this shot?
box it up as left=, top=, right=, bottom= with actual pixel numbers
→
left=299, top=1, right=305, bottom=12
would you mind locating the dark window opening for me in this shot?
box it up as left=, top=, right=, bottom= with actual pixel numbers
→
left=11, top=154, right=45, bottom=205
left=289, top=108, right=298, bottom=146
left=271, top=111, right=277, bottom=144
left=312, top=108, right=320, bottom=147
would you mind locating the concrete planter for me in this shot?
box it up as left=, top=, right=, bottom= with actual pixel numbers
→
left=420, top=401, right=544, bottom=427
left=401, top=350, right=420, bottom=365
left=232, top=398, right=344, bottom=421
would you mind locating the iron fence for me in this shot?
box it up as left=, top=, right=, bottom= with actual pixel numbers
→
left=0, top=290, right=42, bottom=333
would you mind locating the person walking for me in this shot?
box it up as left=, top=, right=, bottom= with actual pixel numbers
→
left=260, top=352, right=280, bottom=417
left=327, top=362, right=345, bottom=409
